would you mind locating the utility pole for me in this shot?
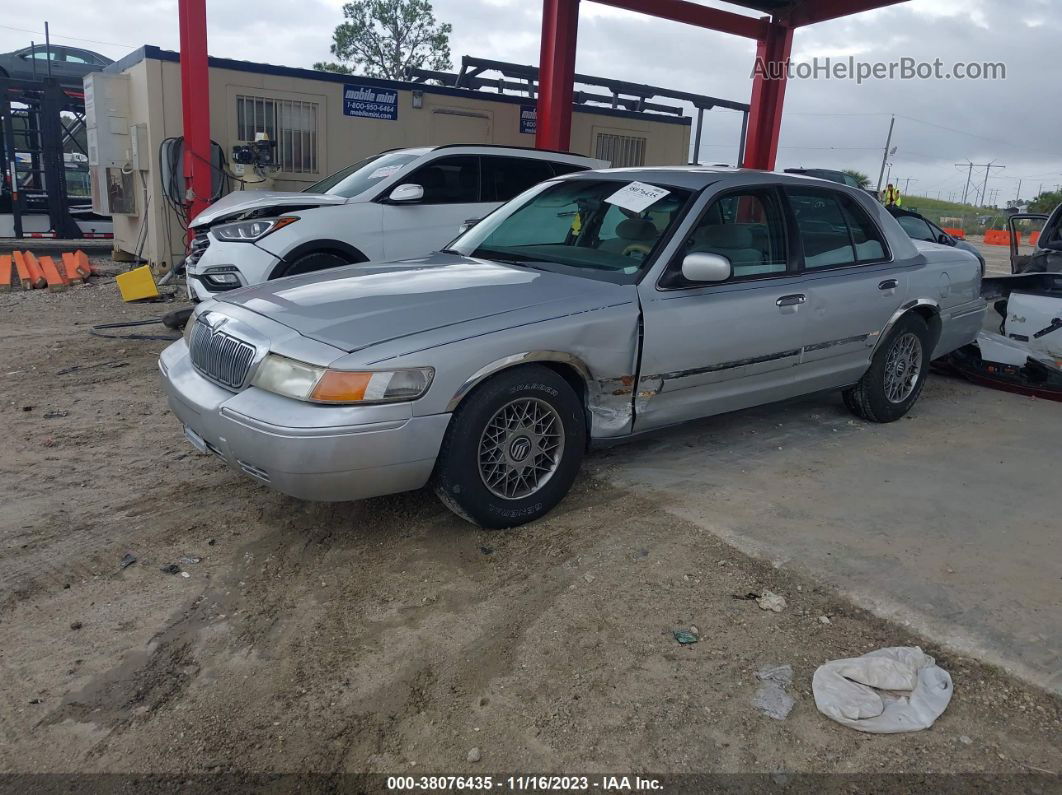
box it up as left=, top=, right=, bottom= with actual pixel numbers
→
left=875, top=114, right=895, bottom=196
left=903, top=177, right=916, bottom=194
left=956, top=160, right=974, bottom=205
left=979, top=161, right=1005, bottom=208
left=1015, top=179, right=1022, bottom=205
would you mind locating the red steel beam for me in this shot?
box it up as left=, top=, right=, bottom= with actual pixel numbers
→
left=178, top=0, right=212, bottom=235
left=742, top=20, right=793, bottom=170
left=786, top=0, right=908, bottom=27
left=535, top=0, right=581, bottom=151
left=592, top=0, right=765, bottom=39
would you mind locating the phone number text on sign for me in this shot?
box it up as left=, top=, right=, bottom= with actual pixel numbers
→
left=344, top=83, right=398, bottom=120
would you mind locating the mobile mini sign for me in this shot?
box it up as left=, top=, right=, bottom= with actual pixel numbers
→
left=519, top=104, right=537, bottom=135
left=343, top=84, right=398, bottom=121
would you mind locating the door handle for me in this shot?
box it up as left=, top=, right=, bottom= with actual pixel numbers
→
left=878, top=279, right=899, bottom=290
left=776, top=294, right=806, bottom=307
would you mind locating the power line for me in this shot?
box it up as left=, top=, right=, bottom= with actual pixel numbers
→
left=789, top=109, right=1062, bottom=159
left=0, top=23, right=136, bottom=50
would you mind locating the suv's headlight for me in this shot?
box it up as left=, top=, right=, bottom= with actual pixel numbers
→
left=251, top=354, right=433, bottom=404
left=212, top=216, right=298, bottom=242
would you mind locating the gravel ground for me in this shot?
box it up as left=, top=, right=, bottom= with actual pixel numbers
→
left=0, top=262, right=1058, bottom=783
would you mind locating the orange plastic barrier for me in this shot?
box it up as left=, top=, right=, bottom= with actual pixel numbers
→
left=0, top=255, right=12, bottom=292
left=22, top=251, right=47, bottom=288
left=1029, top=230, right=1040, bottom=247
left=942, top=227, right=965, bottom=239
left=983, top=230, right=1018, bottom=246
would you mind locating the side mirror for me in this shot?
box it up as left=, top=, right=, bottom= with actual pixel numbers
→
left=388, top=183, right=424, bottom=203
left=458, top=217, right=481, bottom=234
left=681, top=252, right=732, bottom=283
left=937, top=233, right=953, bottom=245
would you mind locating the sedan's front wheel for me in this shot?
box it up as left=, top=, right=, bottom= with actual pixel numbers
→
left=843, top=312, right=931, bottom=423
left=434, top=365, right=586, bottom=528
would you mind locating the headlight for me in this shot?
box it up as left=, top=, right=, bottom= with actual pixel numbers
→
left=251, top=354, right=433, bottom=404
left=212, top=216, right=298, bottom=242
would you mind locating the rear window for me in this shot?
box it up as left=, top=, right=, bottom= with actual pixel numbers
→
left=788, top=188, right=887, bottom=269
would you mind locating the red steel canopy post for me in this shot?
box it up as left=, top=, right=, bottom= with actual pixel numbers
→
left=742, top=20, right=794, bottom=170
left=536, top=0, right=907, bottom=170
left=178, top=0, right=212, bottom=234
left=536, top=0, right=581, bottom=151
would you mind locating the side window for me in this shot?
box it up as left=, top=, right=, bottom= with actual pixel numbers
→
left=64, top=53, right=89, bottom=64
left=678, top=190, right=788, bottom=281
left=405, top=155, right=480, bottom=204
left=896, top=215, right=935, bottom=242
left=481, top=157, right=554, bottom=202
left=550, top=162, right=588, bottom=177
left=839, top=197, right=888, bottom=262
left=788, top=189, right=886, bottom=269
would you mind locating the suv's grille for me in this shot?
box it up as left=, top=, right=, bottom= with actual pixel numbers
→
left=186, top=232, right=210, bottom=267
left=188, top=321, right=256, bottom=389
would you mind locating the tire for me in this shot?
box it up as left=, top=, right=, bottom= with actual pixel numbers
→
left=843, top=312, right=931, bottom=423
left=276, top=251, right=350, bottom=278
left=434, top=365, right=586, bottom=529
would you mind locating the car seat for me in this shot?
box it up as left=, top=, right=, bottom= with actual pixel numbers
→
left=600, top=217, right=659, bottom=255
left=689, top=224, right=764, bottom=272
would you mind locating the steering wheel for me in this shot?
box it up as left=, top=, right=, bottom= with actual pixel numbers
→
left=622, top=243, right=653, bottom=258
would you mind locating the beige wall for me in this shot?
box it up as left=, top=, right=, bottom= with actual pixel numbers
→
left=109, top=55, right=691, bottom=269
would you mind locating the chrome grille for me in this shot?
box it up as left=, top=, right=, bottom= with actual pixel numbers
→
left=188, top=321, right=256, bottom=389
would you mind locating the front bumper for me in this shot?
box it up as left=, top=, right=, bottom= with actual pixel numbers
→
left=159, top=341, right=450, bottom=502
left=186, top=233, right=282, bottom=302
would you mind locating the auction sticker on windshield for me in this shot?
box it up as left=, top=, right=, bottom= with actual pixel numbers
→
left=605, top=181, right=670, bottom=213
left=368, top=165, right=402, bottom=179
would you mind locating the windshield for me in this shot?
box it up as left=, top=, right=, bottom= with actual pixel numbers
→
left=303, top=151, right=420, bottom=197
left=450, top=178, right=692, bottom=283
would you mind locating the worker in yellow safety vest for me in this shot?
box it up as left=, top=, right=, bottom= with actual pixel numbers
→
left=883, top=183, right=902, bottom=206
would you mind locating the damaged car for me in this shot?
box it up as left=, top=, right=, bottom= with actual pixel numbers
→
left=160, top=168, right=986, bottom=527
left=183, top=145, right=602, bottom=301
left=938, top=204, right=1062, bottom=399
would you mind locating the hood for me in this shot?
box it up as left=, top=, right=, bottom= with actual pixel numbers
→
left=190, top=190, right=348, bottom=227
left=219, top=253, right=634, bottom=353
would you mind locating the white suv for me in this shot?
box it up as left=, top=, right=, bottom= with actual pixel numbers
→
left=185, top=145, right=605, bottom=300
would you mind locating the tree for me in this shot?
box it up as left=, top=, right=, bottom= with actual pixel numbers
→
left=314, top=0, right=452, bottom=80
left=1029, top=190, right=1062, bottom=214
left=843, top=169, right=871, bottom=189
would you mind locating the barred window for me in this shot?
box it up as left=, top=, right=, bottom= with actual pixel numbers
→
left=595, top=133, right=647, bottom=168
left=236, top=95, right=319, bottom=174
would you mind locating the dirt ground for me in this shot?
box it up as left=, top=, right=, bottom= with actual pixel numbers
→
left=0, top=262, right=1059, bottom=782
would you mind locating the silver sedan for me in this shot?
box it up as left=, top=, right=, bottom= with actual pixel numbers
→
left=160, top=168, right=985, bottom=527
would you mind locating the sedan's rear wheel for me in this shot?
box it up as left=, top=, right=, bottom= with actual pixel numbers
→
left=434, top=365, right=586, bottom=528
left=843, top=312, right=931, bottom=423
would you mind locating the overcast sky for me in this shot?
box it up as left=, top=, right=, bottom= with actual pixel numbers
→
left=4, top=0, right=1058, bottom=203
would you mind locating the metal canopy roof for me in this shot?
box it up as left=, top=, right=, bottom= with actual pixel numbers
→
left=591, top=0, right=909, bottom=37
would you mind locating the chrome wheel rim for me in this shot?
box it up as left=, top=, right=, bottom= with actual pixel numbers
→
left=478, top=398, right=565, bottom=500
left=884, top=332, right=923, bottom=403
